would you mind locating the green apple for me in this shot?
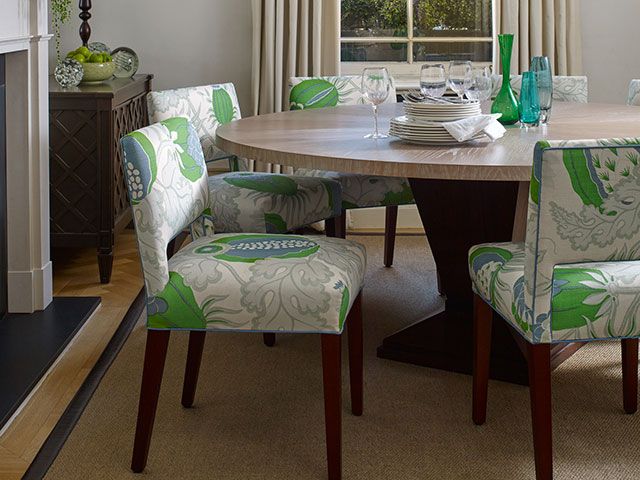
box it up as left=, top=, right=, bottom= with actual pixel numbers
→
left=77, top=46, right=91, bottom=58
left=66, top=50, right=77, bottom=58
left=102, top=53, right=112, bottom=62
left=89, top=53, right=103, bottom=63
left=72, top=54, right=86, bottom=63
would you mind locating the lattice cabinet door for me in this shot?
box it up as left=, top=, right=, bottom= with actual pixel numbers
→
left=49, top=74, right=153, bottom=283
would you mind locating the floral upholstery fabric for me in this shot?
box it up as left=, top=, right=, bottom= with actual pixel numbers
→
left=148, top=83, right=344, bottom=232
left=628, top=80, right=640, bottom=106
left=193, top=171, right=341, bottom=235
left=120, top=117, right=366, bottom=333
left=491, top=74, right=588, bottom=103
left=287, top=75, right=414, bottom=209
left=470, top=138, right=640, bottom=343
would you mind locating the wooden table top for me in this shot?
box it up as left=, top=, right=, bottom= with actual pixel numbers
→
left=216, top=102, right=640, bottom=181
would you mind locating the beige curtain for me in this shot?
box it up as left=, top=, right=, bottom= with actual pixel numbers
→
left=250, top=0, right=340, bottom=172
left=493, top=0, right=583, bottom=76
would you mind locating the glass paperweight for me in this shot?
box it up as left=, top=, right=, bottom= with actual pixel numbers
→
left=111, top=47, right=139, bottom=78
left=54, top=59, right=84, bottom=87
left=88, top=41, right=111, bottom=54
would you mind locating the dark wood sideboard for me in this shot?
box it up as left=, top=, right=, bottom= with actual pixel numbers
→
left=49, top=74, right=153, bottom=283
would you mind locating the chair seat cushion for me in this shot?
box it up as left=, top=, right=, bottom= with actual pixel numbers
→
left=196, top=172, right=342, bottom=235
left=148, top=234, right=366, bottom=333
left=469, top=242, right=640, bottom=341
left=295, top=169, right=414, bottom=209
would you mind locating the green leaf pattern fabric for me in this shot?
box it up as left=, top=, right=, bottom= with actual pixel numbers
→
left=193, top=172, right=341, bottom=235
left=121, top=119, right=366, bottom=333
left=149, top=234, right=365, bottom=332
left=287, top=75, right=415, bottom=209
left=470, top=138, right=640, bottom=343
left=147, top=83, right=249, bottom=170
left=491, top=75, right=588, bottom=103
left=148, top=83, right=344, bottom=234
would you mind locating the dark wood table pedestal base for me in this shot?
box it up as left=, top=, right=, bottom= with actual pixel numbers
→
left=376, top=178, right=583, bottom=385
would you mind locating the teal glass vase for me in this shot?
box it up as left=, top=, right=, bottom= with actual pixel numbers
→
left=491, top=34, right=519, bottom=125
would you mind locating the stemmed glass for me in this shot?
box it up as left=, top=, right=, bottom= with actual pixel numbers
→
left=530, top=56, right=553, bottom=123
left=420, top=64, right=447, bottom=99
left=448, top=61, right=472, bottom=101
left=465, top=66, right=492, bottom=102
left=362, top=67, right=390, bottom=139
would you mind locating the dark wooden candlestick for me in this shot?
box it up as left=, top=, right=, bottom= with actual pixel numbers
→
left=79, top=0, right=92, bottom=46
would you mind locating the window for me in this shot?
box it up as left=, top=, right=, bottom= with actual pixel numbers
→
left=340, top=0, right=493, bottom=75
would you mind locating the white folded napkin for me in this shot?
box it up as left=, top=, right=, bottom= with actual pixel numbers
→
left=442, top=114, right=506, bottom=142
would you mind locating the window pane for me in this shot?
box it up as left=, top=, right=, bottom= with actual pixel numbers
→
left=342, top=42, right=408, bottom=62
left=413, top=0, right=492, bottom=38
left=413, top=42, right=492, bottom=62
left=341, top=0, right=408, bottom=38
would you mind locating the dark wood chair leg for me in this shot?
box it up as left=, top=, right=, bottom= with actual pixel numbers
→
left=336, top=211, right=347, bottom=239
left=383, top=206, right=398, bottom=267
left=131, top=330, right=171, bottom=473
left=472, top=293, right=493, bottom=425
left=263, top=332, right=276, bottom=347
left=325, top=217, right=337, bottom=238
left=622, top=338, right=639, bottom=414
left=182, top=331, right=206, bottom=408
left=347, top=293, right=363, bottom=416
left=321, top=333, right=342, bottom=480
left=527, top=343, right=552, bottom=480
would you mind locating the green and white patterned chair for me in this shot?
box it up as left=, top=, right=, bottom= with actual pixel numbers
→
left=491, top=74, right=588, bottom=103
left=628, top=79, right=640, bottom=106
left=287, top=75, right=415, bottom=267
left=469, top=138, right=640, bottom=480
left=121, top=116, right=366, bottom=480
left=147, top=83, right=342, bottom=236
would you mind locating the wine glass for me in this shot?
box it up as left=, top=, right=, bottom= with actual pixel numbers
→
left=530, top=56, right=553, bottom=123
left=420, top=64, right=447, bottom=99
left=465, top=66, right=492, bottom=102
left=448, top=61, right=472, bottom=101
left=361, top=67, right=390, bottom=139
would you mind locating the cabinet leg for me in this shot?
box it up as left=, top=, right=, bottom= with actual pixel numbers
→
left=98, top=249, right=113, bottom=284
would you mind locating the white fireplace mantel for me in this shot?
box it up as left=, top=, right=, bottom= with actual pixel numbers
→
left=2, top=0, right=53, bottom=312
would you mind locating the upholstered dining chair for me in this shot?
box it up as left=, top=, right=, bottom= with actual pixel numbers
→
left=468, top=138, right=640, bottom=480
left=147, top=83, right=343, bottom=236
left=628, top=79, right=640, bottom=106
left=287, top=75, right=415, bottom=267
left=491, top=74, right=588, bottom=103
left=121, top=116, right=366, bottom=480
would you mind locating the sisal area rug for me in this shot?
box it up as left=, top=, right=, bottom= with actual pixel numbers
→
left=43, top=235, right=640, bottom=479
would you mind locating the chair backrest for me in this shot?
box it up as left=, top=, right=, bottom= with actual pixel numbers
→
left=147, top=83, right=243, bottom=168
left=491, top=74, right=588, bottom=103
left=628, top=80, right=640, bottom=106
left=523, top=138, right=640, bottom=342
left=287, top=75, right=397, bottom=110
left=120, top=117, right=209, bottom=297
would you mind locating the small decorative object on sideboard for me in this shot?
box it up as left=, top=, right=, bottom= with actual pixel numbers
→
left=54, top=58, right=84, bottom=87
left=88, top=41, right=111, bottom=54
left=65, top=46, right=115, bottom=83
left=111, top=47, right=139, bottom=78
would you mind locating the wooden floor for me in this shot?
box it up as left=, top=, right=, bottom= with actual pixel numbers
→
left=0, top=229, right=144, bottom=479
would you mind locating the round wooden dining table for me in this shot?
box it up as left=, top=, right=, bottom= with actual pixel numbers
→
left=217, top=101, right=640, bottom=385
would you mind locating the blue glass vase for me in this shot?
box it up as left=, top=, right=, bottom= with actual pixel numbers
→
left=519, top=72, right=541, bottom=126
left=530, top=56, right=552, bottom=123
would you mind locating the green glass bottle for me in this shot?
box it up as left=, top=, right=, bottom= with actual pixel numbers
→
left=491, top=34, right=519, bottom=125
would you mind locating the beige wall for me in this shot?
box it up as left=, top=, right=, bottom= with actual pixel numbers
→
left=48, top=0, right=254, bottom=115
left=581, top=0, right=640, bottom=104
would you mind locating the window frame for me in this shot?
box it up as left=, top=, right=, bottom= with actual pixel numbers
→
left=340, top=0, right=493, bottom=79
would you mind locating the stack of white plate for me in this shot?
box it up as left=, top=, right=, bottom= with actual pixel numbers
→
left=389, top=100, right=484, bottom=145
left=403, top=100, right=482, bottom=122
left=389, top=116, right=485, bottom=145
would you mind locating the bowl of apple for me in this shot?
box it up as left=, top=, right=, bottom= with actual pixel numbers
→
left=66, top=46, right=115, bottom=83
